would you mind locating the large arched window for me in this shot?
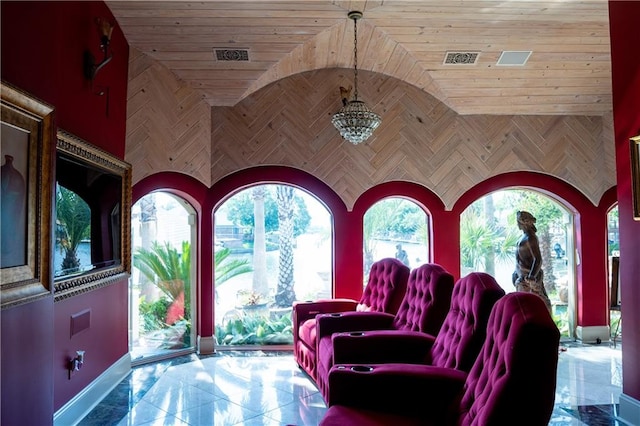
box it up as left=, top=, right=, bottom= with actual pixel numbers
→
left=129, top=192, right=196, bottom=364
left=460, top=189, right=573, bottom=338
left=213, top=184, right=331, bottom=347
left=363, top=197, right=429, bottom=280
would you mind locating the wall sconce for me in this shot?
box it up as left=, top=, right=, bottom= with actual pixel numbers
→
left=83, top=17, right=114, bottom=83
left=68, top=350, right=85, bottom=379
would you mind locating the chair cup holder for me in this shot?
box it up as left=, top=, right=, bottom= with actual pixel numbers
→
left=350, top=365, right=374, bottom=373
left=349, top=331, right=365, bottom=336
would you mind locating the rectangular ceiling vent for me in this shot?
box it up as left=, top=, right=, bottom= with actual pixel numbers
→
left=214, top=49, right=249, bottom=61
left=497, top=51, right=532, bottom=66
left=443, top=52, right=479, bottom=65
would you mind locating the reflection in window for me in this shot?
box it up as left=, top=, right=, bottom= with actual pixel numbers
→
left=54, top=184, right=91, bottom=277
left=130, top=192, right=195, bottom=363
left=214, top=184, right=331, bottom=346
left=460, top=189, right=572, bottom=337
left=363, top=198, right=429, bottom=281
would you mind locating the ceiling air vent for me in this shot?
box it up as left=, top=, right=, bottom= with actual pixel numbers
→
left=496, top=51, right=532, bottom=66
left=443, top=52, right=479, bottom=65
left=214, top=49, right=249, bottom=61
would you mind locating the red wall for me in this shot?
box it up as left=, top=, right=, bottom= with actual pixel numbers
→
left=1, top=1, right=130, bottom=422
left=609, top=0, right=640, bottom=402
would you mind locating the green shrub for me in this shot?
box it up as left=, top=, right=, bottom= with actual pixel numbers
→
left=139, top=297, right=171, bottom=332
left=215, top=312, right=293, bottom=345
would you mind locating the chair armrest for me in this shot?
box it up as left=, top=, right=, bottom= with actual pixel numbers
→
left=292, top=299, right=359, bottom=330
left=327, top=363, right=467, bottom=418
left=331, top=330, right=436, bottom=364
left=316, top=311, right=395, bottom=339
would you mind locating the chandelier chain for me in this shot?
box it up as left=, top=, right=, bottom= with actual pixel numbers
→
left=353, top=15, right=359, bottom=101
left=331, top=10, right=381, bottom=145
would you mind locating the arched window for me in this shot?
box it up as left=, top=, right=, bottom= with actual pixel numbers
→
left=129, top=192, right=196, bottom=363
left=363, top=197, right=429, bottom=280
left=213, top=184, right=331, bottom=347
left=460, top=189, right=573, bottom=338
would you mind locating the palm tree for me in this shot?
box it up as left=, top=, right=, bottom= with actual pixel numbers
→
left=55, top=185, right=91, bottom=274
left=252, top=187, right=269, bottom=299
left=214, top=246, right=252, bottom=284
left=134, top=241, right=251, bottom=323
left=133, top=241, right=190, bottom=302
left=460, top=208, right=519, bottom=273
left=275, top=185, right=297, bottom=307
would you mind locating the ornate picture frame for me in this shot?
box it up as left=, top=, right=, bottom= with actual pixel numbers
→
left=631, top=135, right=640, bottom=221
left=53, top=130, right=132, bottom=300
left=1, top=82, right=54, bottom=309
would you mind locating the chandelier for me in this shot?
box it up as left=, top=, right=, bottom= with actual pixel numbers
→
left=331, top=11, right=382, bottom=145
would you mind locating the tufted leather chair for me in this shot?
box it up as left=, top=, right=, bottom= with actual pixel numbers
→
left=292, top=258, right=410, bottom=381
left=320, top=292, right=560, bottom=426
left=318, top=271, right=505, bottom=402
left=315, top=263, right=456, bottom=400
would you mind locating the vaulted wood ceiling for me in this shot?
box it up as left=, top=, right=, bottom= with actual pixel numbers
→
left=107, top=0, right=612, bottom=116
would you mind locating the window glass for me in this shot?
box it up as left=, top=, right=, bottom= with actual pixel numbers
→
left=130, top=192, right=195, bottom=363
left=363, top=197, right=429, bottom=282
left=460, top=189, right=572, bottom=337
left=214, top=184, right=331, bottom=346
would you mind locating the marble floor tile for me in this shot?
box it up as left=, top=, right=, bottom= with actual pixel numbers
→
left=79, top=343, right=630, bottom=425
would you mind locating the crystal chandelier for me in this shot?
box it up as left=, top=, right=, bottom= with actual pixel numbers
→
left=332, top=11, right=381, bottom=145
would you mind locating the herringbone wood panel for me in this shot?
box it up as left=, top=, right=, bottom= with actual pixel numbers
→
left=125, top=47, right=212, bottom=187
left=212, top=69, right=614, bottom=209
left=124, top=52, right=614, bottom=209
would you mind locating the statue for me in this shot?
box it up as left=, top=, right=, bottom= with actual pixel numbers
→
left=512, top=211, right=552, bottom=314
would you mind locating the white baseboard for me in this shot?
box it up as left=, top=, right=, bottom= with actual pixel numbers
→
left=53, top=353, right=131, bottom=426
left=197, top=335, right=216, bottom=355
left=619, top=393, right=640, bottom=426
left=575, top=325, right=610, bottom=343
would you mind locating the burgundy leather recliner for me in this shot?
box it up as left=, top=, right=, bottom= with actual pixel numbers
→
left=318, top=271, right=505, bottom=402
left=315, top=263, right=457, bottom=400
left=292, top=257, right=410, bottom=381
left=321, top=291, right=560, bottom=426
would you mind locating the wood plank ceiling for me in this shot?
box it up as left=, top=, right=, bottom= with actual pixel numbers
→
left=106, top=0, right=612, bottom=116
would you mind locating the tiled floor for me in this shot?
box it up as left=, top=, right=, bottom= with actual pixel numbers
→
left=79, top=342, right=628, bottom=426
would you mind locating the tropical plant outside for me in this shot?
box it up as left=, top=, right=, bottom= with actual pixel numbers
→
left=460, top=189, right=571, bottom=337
left=363, top=197, right=429, bottom=279
left=55, top=184, right=91, bottom=276
left=133, top=240, right=192, bottom=348
left=214, top=184, right=330, bottom=346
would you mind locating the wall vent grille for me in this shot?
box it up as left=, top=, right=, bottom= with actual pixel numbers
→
left=215, top=49, right=249, bottom=61
left=444, top=52, right=479, bottom=65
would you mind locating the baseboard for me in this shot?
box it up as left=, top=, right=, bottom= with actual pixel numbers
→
left=575, top=325, right=610, bottom=343
left=53, top=353, right=131, bottom=426
left=619, top=393, right=640, bottom=426
left=197, top=335, right=216, bottom=355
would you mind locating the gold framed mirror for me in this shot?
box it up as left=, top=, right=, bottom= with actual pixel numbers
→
left=53, top=130, right=132, bottom=300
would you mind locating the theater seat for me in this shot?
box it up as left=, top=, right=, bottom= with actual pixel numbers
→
left=320, top=292, right=560, bottom=426
left=292, top=257, right=409, bottom=381
left=315, top=263, right=456, bottom=399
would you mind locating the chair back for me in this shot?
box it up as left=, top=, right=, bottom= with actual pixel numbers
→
left=427, top=272, right=505, bottom=371
left=456, top=292, right=560, bottom=426
left=360, top=258, right=410, bottom=314
left=391, top=263, right=454, bottom=336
